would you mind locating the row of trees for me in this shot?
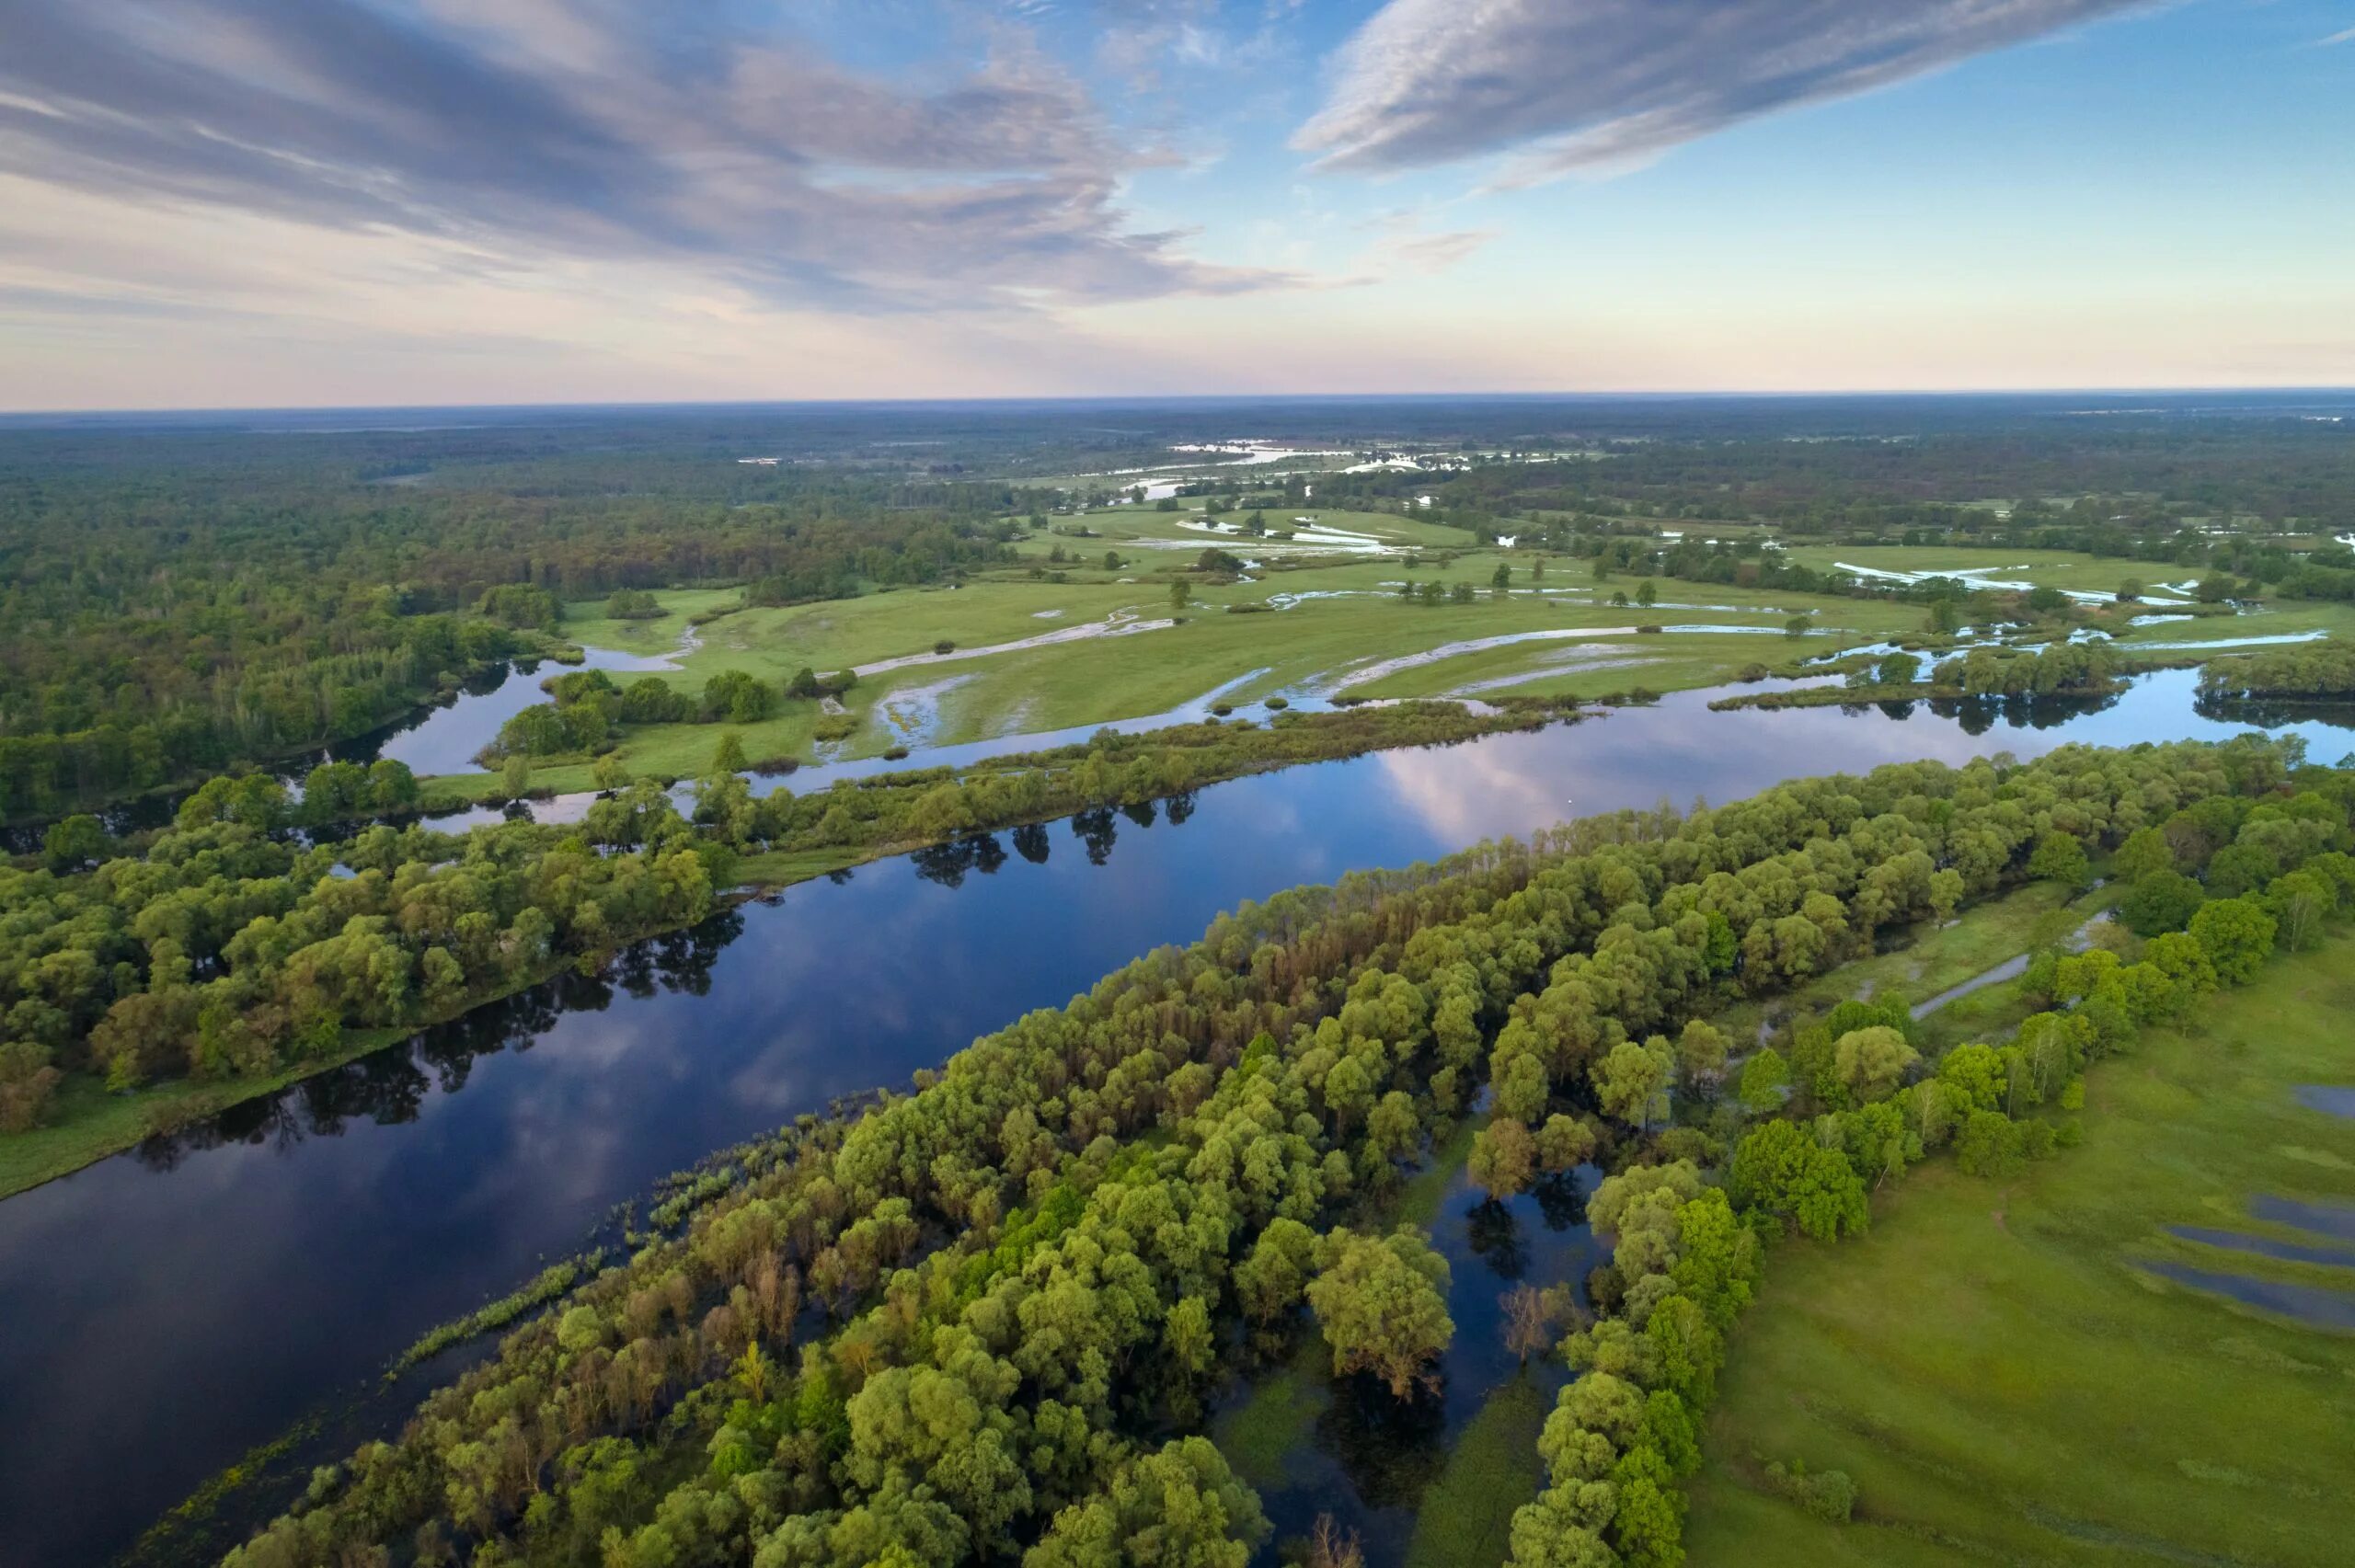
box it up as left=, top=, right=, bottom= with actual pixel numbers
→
left=214, top=736, right=2316, bottom=1568
left=2198, top=635, right=2355, bottom=700
left=0, top=782, right=729, bottom=1130
left=1499, top=756, right=2355, bottom=1567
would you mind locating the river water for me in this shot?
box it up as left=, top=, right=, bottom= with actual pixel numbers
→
left=1, top=670, right=2349, bottom=1565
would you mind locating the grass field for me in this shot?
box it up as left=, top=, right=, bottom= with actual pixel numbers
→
left=454, top=523, right=2355, bottom=798
left=1403, top=1379, right=1549, bottom=1568
left=1684, top=933, right=2355, bottom=1567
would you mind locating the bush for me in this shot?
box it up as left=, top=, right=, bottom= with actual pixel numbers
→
left=1265, top=696, right=1290, bottom=710
left=933, top=639, right=956, bottom=656
left=1764, top=1459, right=1855, bottom=1523
left=811, top=714, right=857, bottom=743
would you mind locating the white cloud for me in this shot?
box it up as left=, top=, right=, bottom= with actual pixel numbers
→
left=0, top=0, right=1286, bottom=314
left=1294, top=0, right=2152, bottom=181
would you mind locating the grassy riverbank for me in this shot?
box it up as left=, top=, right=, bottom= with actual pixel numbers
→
left=1684, top=934, right=2355, bottom=1567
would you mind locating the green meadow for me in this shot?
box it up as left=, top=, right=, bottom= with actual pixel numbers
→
left=1684, top=933, right=2355, bottom=1567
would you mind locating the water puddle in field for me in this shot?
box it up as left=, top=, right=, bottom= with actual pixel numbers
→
left=2142, top=1263, right=2355, bottom=1330
left=2167, top=1226, right=2355, bottom=1270
left=2292, top=1086, right=2355, bottom=1119
left=2249, top=1196, right=2355, bottom=1242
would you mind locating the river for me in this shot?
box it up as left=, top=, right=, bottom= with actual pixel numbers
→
left=0, top=669, right=2349, bottom=1566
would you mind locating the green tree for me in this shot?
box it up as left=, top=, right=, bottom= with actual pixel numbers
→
left=1594, top=1036, right=1673, bottom=1129
left=41, top=814, right=111, bottom=872
left=1469, top=1117, right=1538, bottom=1200
left=1169, top=579, right=1193, bottom=613
left=1635, top=578, right=1658, bottom=609
left=1024, top=1438, right=1267, bottom=1568
left=2110, top=826, right=2175, bottom=881
left=1736, top=1047, right=1790, bottom=1115
left=1832, top=1025, right=1919, bottom=1104
left=1729, top=1121, right=1867, bottom=1242
left=1306, top=1227, right=1454, bottom=1399
left=712, top=731, right=749, bottom=773
left=2028, top=830, right=2091, bottom=889
left=2189, top=897, right=2277, bottom=984
left=2119, top=869, right=2204, bottom=935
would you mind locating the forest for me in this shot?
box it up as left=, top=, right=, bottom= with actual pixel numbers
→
left=201, top=732, right=2345, bottom=1568
left=0, top=700, right=1561, bottom=1150
left=0, top=429, right=1012, bottom=819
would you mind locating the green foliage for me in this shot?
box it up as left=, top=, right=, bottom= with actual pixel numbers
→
left=1306, top=1227, right=1454, bottom=1400
left=2120, top=869, right=2205, bottom=934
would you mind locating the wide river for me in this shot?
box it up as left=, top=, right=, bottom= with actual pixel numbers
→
left=1, top=670, right=2348, bottom=1566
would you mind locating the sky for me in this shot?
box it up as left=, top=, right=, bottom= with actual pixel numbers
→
left=0, top=0, right=2349, bottom=409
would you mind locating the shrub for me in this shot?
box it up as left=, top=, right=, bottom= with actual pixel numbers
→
left=1764, top=1459, right=1855, bottom=1523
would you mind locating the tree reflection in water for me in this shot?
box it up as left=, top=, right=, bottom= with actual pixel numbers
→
left=132, top=911, right=744, bottom=1172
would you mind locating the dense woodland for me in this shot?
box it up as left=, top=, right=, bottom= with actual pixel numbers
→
left=0, top=703, right=1550, bottom=1133
left=0, top=429, right=1010, bottom=818
left=203, top=735, right=2346, bottom=1568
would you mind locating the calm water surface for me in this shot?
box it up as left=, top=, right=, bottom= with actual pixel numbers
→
left=1, top=670, right=2349, bottom=1565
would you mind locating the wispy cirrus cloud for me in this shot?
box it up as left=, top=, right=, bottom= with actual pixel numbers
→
left=0, top=0, right=1283, bottom=312
left=1294, top=0, right=2154, bottom=182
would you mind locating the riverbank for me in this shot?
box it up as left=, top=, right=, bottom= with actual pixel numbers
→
left=0, top=699, right=1584, bottom=1201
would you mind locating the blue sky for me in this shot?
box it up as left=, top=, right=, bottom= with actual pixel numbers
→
left=0, top=0, right=2348, bottom=407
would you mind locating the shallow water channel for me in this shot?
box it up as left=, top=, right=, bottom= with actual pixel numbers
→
left=2, top=668, right=2352, bottom=1564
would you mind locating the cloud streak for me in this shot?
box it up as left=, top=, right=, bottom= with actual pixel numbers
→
left=0, top=0, right=1280, bottom=311
left=1294, top=0, right=2151, bottom=180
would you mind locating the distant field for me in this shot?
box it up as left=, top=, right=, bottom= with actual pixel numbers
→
left=1774, top=543, right=2198, bottom=599
left=457, top=520, right=2354, bottom=793
left=1684, top=933, right=2355, bottom=1567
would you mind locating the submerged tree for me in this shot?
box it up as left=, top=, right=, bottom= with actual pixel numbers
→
left=1306, top=1227, right=1454, bottom=1399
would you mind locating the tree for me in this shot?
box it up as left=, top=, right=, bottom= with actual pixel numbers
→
left=1832, top=1025, right=1918, bottom=1104
left=1674, top=1019, right=1729, bottom=1095
left=42, top=814, right=111, bottom=872
left=1784, top=614, right=1813, bottom=639
left=1500, top=1283, right=1575, bottom=1366
left=2189, top=897, right=2276, bottom=985
left=1235, top=1217, right=1317, bottom=1322
left=712, top=731, right=749, bottom=773
left=1635, top=578, right=1658, bottom=609
left=1306, top=1227, right=1454, bottom=1399
left=2117, top=578, right=2144, bottom=603
left=1736, top=1047, right=1790, bottom=1115
left=1492, top=562, right=1512, bottom=592
left=502, top=753, right=532, bottom=798
left=2110, top=826, right=2175, bottom=882
left=1594, top=1036, right=1673, bottom=1129
left=1873, top=650, right=1921, bottom=686
left=2028, top=830, right=2091, bottom=889
left=2119, top=870, right=2204, bottom=935
left=1470, top=1117, right=1538, bottom=1200
left=1729, top=1121, right=1867, bottom=1242
left=1024, top=1438, right=1267, bottom=1568
left=1169, top=579, right=1193, bottom=613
